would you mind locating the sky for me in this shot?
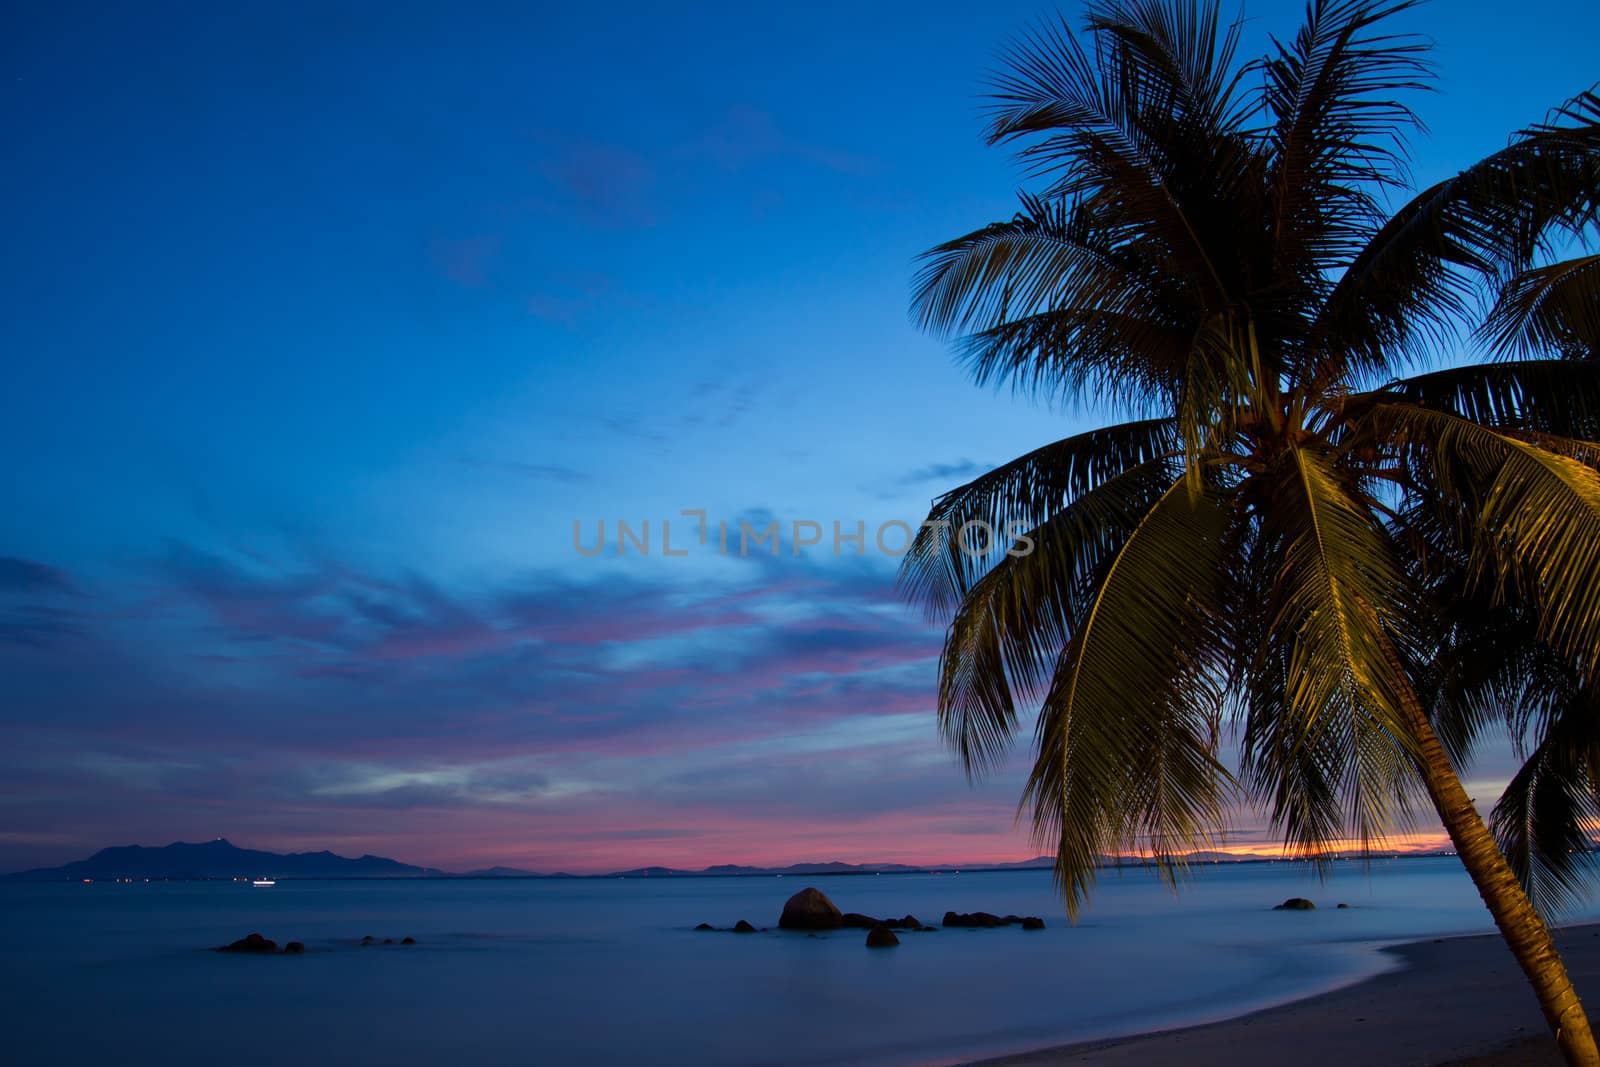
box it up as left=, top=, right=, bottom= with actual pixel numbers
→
left=3, top=0, right=1598, bottom=875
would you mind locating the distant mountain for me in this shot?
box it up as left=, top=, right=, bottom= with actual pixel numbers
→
left=601, top=857, right=1062, bottom=876
left=5, top=840, right=1458, bottom=883
left=594, top=852, right=1408, bottom=877
left=965, top=856, right=1058, bottom=870
left=608, top=862, right=918, bottom=878
left=3, top=839, right=444, bottom=882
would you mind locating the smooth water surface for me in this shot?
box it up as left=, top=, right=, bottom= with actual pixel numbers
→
left=3, top=858, right=1594, bottom=1066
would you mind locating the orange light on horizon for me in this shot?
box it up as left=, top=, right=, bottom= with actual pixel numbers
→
left=1104, top=832, right=1454, bottom=862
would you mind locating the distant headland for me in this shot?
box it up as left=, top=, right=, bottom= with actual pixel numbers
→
left=2, top=838, right=1459, bottom=883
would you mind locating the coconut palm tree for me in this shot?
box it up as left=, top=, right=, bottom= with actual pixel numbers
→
left=901, top=2, right=1600, bottom=1062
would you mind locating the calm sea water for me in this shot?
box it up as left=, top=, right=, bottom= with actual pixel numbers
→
left=2, top=857, right=1594, bottom=1066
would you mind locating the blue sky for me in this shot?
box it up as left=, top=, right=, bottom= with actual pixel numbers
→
left=3, top=1, right=1597, bottom=873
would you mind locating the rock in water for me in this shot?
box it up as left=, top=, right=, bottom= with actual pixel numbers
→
left=1020, top=917, right=1046, bottom=930
left=840, top=912, right=878, bottom=929
left=779, top=887, right=843, bottom=930
left=733, top=920, right=757, bottom=933
left=865, top=926, right=900, bottom=948
left=1274, top=898, right=1316, bottom=911
left=694, top=923, right=715, bottom=931
left=401, top=937, right=417, bottom=945
left=218, top=932, right=277, bottom=954
left=283, top=941, right=305, bottom=954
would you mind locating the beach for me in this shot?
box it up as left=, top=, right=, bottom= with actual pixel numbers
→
left=973, top=924, right=1600, bottom=1067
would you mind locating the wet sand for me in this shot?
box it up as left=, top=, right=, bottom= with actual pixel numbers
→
left=968, top=924, right=1600, bottom=1066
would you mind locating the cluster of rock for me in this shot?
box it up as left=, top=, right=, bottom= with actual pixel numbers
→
left=771, top=887, right=933, bottom=931
left=1272, top=898, right=1351, bottom=910
left=694, top=921, right=763, bottom=933
left=774, top=886, right=922, bottom=948
left=843, top=912, right=927, bottom=930
left=214, top=931, right=423, bottom=953
left=695, top=887, right=1050, bottom=948
left=215, top=932, right=305, bottom=955
left=942, top=911, right=1045, bottom=930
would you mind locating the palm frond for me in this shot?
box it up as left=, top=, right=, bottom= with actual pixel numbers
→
left=1492, top=696, right=1600, bottom=917
left=1084, top=0, right=1255, bottom=134
left=1023, top=475, right=1237, bottom=915
left=1482, top=254, right=1600, bottom=359
left=912, top=195, right=1138, bottom=336
left=1377, top=403, right=1600, bottom=676
left=1264, top=0, right=1432, bottom=283
left=899, top=418, right=1179, bottom=618
left=1312, top=88, right=1600, bottom=380
left=984, top=11, right=1243, bottom=303
left=1356, top=359, right=1600, bottom=439
left=910, top=194, right=1198, bottom=408
left=1414, top=551, right=1597, bottom=803
left=953, top=304, right=1192, bottom=406
left=934, top=457, right=1180, bottom=774
left=1241, top=446, right=1420, bottom=857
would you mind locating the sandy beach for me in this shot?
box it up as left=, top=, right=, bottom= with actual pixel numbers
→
left=972, top=924, right=1600, bottom=1067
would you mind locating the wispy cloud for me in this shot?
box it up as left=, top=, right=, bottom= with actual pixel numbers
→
left=0, top=556, right=79, bottom=595
left=0, top=540, right=972, bottom=871
left=0, top=557, right=87, bottom=647
left=536, top=141, right=657, bottom=227
left=681, top=105, right=878, bottom=176
left=459, top=457, right=592, bottom=486
left=428, top=234, right=501, bottom=289
left=898, top=459, right=987, bottom=485
left=524, top=270, right=614, bottom=326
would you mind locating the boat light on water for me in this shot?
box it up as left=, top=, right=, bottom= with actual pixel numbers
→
left=251, top=879, right=276, bottom=887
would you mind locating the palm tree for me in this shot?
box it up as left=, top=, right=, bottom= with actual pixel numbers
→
left=901, top=2, right=1600, bottom=1063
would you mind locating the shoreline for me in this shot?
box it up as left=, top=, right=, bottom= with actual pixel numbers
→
left=964, top=923, right=1600, bottom=1067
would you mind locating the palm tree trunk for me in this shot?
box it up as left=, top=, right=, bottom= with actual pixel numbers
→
left=1397, top=691, right=1600, bottom=1066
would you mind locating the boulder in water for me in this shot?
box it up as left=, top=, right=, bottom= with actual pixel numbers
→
left=694, top=922, right=715, bottom=931
left=865, top=926, right=900, bottom=948
left=217, top=932, right=277, bottom=954
left=1020, top=917, right=1046, bottom=930
left=733, top=920, right=757, bottom=933
left=283, top=941, right=305, bottom=954
left=1273, top=898, right=1316, bottom=911
left=779, top=887, right=843, bottom=930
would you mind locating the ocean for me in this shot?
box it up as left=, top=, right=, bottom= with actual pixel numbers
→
left=3, top=857, right=1594, bottom=1066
